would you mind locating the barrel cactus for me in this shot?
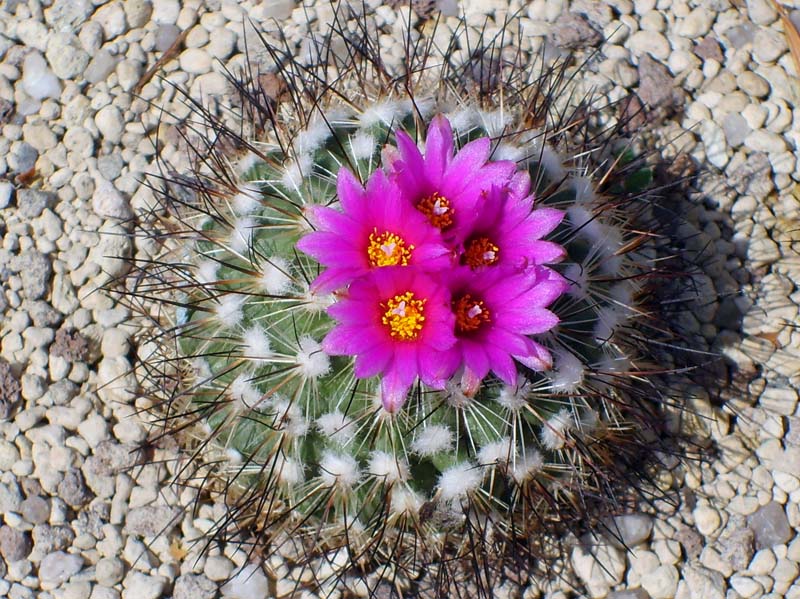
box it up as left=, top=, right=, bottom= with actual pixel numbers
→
left=129, top=5, right=686, bottom=596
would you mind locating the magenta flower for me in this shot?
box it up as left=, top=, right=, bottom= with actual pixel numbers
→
left=297, top=168, right=451, bottom=293
left=388, top=115, right=516, bottom=241
left=442, top=265, right=568, bottom=392
left=322, top=267, right=459, bottom=412
left=457, top=176, right=566, bottom=271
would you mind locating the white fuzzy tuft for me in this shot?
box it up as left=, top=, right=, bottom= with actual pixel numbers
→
left=242, top=326, right=273, bottom=363
left=316, top=411, right=356, bottom=446
left=349, top=130, right=376, bottom=160
left=563, top=263, right=589, bottom=301
left=411, top=425, right=453, bottom=457
left=275, top=454, right=304, bottom=486
left=478, top=109, right=512, bottom=138
left=549, top=350, right=584, bottom=393
left=294, top=120, right=332, bottom=155
left=236, top=151, right=260, bottom=175
left=495, top=378, right=528, bottom=411
left=540, top=146, right=567, bottom=181
left=493, top=143, right=527, bottom=162
left=368, top=451, right=409, bottom=484
left=259, top=256, right=292, bottom=295
left=272, top=398, right=309, bottom=438
left=319, top=452, right=360, bottom=489
left=215, top=294, right=246, bottom=328
left=609, top=281, right=636, bottom=310
left=511, top=451, right=544, bottom=483
left=230, top=373, right=263, bottom=410
left=232, top=183, right=262, bottom=215
left=190, top=358, right=212, bottom=383
left=359, top=100, right=400, bottom=128
left=448, top=106, right=478, bottom=132
left=229, top=216, right=255, bottom=254
left=390, top=487, right=423, bottom=515
left=225, top=448, right=243, bottom=464
left=579, top=409, right=599, bottom=434
left=567, top=205, right=594, bottom=231
left=196, top=260, right=219, bottom=285
left=445, top=381, right=473, bottom=409
left=281, top=154, right=313, bottom=189
left=438, top=462, right=482, bottom=502
left=300, top=285, right=335, bottom=313
left=477, top=437, right=514, bottom=466
left=571, top=176, right=595, bottom=204
left=295, top=336, right=331, bottom=379
left=539, top=408, right=574, bottom=450
left=593, top=306, right=624, bottom=344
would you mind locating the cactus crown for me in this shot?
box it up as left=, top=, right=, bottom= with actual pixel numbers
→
left=130, top=5, right=685, bottom=594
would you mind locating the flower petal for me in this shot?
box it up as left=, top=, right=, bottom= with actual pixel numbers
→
left=514, top=338, right=553, bottom=371
left=423, top=115, right=454, bottom=183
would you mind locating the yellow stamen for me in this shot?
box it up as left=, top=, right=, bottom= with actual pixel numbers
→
left=367, top=229, right=414, bottom=267
left=417, top=192, right=454, bottom=229
left=453, top=294, right=491, bottom=334
left=463, top=236, right=499, bottom=269
left=381, top=292, right=426, bottom=340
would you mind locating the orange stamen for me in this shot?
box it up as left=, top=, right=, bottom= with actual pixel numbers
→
left=453, top=294, right=491, bottom=334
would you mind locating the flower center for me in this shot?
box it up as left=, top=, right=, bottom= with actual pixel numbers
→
left=367, top=229, right=414, bottom=267
left=381, top=292, right=426, bottom=340
left=417, top=192, right=454, bottom=229
left=463, top=236, right=500, bottom=269
left=453, top=294, right=491, bottom=334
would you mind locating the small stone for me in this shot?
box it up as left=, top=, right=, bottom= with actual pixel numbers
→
left=637, top=54, right=679, bottom=109
left=10, top=142, right=39, bottom=174
left=20, top=495, right=50, bottom=525
left=676, top=8, right=714, bottom=37
left=45, top=33, right=90, bottom=80
left=753, top=28, right=787, bottom=63
left=693, top=504, right=721, bottom=536
left=122, top=571, right=166, bottom=599
left=179, top=48, right=212, bottom=74
left=722, top=113, right=750, bottom=147
left=94, top=2, right=129, bottom=39
left=174, top=573, right=217, bottom=599
left=45, top=0, right=94, bottom=31
left=747, top=0, right=777, bottom=25
left=730, top=576, right=763, bottom=598
left=204, top=555, right=234, bottom=581
left=221, top=564, right=270, bottom=599
left=92, top=176, right=132, bottom=220
left=96, top=556, right=125, bottom=586
left=79, top=21, right=104, bottom=53
left=16, top=189, right=55, bottom=220
left=208, top=27, right=237, bottom=60
left=719, top=527, right=755, bottom=571
left=95, top=105, right=125, bottom=144
left=606, top=514, right=653, bottom=548
left=571, top=540, right=625, bottom=597
left=694, top=37, right=723, bottom=62
left=152, top=0, right=180, bottom=24
left=607, top=591, right=651, bottom=599
left=745, top=129, right=788, bottom=153
left=642, top=565, right=679, bottom=599
left=124, top=0, right=153, bottom=29
left=549, top=13, right=602, bottom=49
left=85, top=50, right=121, bottom=85
left=629, top=31, right=671, bottom=60
left=748, top=502, right=792, bottom=548
left=12, top=250, right=52, bottom=300
left=22, top=52, right=61, bottom=100
left=748, top=548, right=776, bottom=575
left=38, top=551, right=83, bottom=585
left=155, top=24, right=181, bottom=51
left=683, top=565, right=725, bottom=599
left=31, top=524, right=75, bottom=554
left=737, top=72, right=770, bottom=97
left=22, top=123, right=58, bottom=153
left=0, top=525, right=32, bottom=562
left=0, top=182, right=13, bottom=209
left=57, top=469, right=92, bottom=508
left=124, top=505, right=179, bottom=537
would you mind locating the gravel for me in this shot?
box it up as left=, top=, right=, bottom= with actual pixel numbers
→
left=0, top=1, right=798, bottom=598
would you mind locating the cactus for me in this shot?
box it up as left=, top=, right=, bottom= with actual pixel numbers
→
left=127, top=4, right=687, bottom=596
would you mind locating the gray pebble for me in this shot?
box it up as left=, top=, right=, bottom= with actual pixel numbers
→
left=10, top=142, right=39, bottom=174
left=45, top=33, right=90, bottom=80
left=174, top=574, right=217, bottom=599
left=38, top=550, right=84, bottom=585
left=12, top=250, right=51, bottom=300
left=0, top=480, right=23, bottom=514
left=124, top=0, right=153, bottom=29
left=57, top=469, right=92, bottom=508
left=28, top=301, right=61, bottom=328
left=124, top=505, right=179, bottom=537
left=748, top=501, right=792, bottom=549
left=722, top=112, right=750, bottom=147
left=16, top=189, right=55, bottom=220
left=45, top=0, right=94, bottom=31
left=607, top=590, right=651, bottom=599
left=155, top=24, right=181, bottom=51
left=605, top=514, right=653, bottom=548
left=718, top=526, right=755, bottom=571
left=637, top=54, right=679, bottom=109
left=0, top=525, right=32, bottom=562
left=31, top=524, right=75, bottom=554
left=0, top=359, right=22, bottom=419
left=96, top=556, right=125, bottom=586
left=98, top=154, right=125, bottom=181
left=122, top=571, right=166, bottom=599
left=0, top=181, right=13, bottom=209
left=85, top=50, right=121, bottom=85
left=549, top=13, right=602, bottom=49
left=20, top=495, right=50, bottom=525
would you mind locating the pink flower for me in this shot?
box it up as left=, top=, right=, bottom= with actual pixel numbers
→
left=297, top=168, right=451, bottom=293
left=457, top=177, right=566, bottom=271
left=442, top=265, right=568, bottom=392
left=322, top=267, right=459, bottom=413
left=388, top=114, right=516, bottom=241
